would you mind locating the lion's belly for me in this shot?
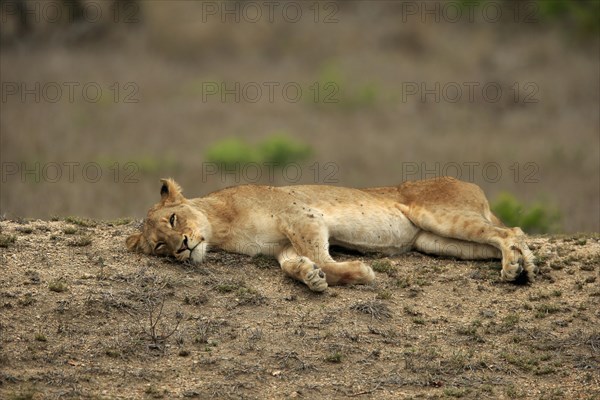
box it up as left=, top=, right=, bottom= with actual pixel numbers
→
left=324, top=204, right=419, bottom=255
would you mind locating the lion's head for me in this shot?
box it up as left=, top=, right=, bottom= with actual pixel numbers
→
left=126, top=179, right=210, bottom=263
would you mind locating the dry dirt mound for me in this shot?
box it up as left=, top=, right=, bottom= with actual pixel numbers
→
left=0, top=219, right=599, bottom=399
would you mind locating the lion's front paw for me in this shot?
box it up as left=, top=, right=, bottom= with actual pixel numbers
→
left=305, top=264, right=328, bottom=292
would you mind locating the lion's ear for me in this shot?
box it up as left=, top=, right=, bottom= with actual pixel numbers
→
left=126, top=232, right=146, bottom=253
left=159, top=178, right=184, bottom=204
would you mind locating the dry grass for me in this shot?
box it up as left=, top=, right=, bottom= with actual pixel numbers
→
left=0, top=234, right=16, bottom=248
left=350, top=300, right=392, bottom=320
left=0, top=219, right=598, bottom=398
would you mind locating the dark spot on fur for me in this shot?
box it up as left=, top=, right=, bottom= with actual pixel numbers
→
left=339, top=272, right=355, bottom=284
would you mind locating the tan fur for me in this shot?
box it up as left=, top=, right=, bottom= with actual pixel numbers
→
left=127, top=177, right=537, bottom=292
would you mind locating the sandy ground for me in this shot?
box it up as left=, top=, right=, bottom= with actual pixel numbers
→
left=0, top=218, right=598, bottom=399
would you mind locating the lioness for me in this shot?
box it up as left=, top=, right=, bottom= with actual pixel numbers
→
left=126, top=177, right=536, bottom=292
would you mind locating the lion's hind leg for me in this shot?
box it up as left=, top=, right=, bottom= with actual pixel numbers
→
left=401, top=205, right=536, bottom=282
left=414, top=231, right=501, bottom=260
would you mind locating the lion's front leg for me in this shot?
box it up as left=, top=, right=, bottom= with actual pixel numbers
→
left=277, top=246, right=328, bottom=292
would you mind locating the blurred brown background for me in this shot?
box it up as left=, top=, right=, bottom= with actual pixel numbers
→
left=1, top=0, right=598, bottom=232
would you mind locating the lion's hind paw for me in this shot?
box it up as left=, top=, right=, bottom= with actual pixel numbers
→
left=501, top=242, right=537, bottom=282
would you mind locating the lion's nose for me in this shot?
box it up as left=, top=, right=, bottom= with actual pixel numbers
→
left=177, top=236, right=189, bottom=253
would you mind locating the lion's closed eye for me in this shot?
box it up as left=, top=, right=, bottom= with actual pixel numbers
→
left=169, top=213, right=176, bottom=227
left=155, top=242, right=166, bottom=252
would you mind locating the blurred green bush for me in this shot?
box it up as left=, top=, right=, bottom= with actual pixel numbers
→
left=537, top=0, right=600, bottom=34
left=205, top=138, right=258, bottom=168
left=205, top=134, right=312, bottom=169
left=492, top=192, right=562, bottom=234
left=258, top=134, right=312, bottom=166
